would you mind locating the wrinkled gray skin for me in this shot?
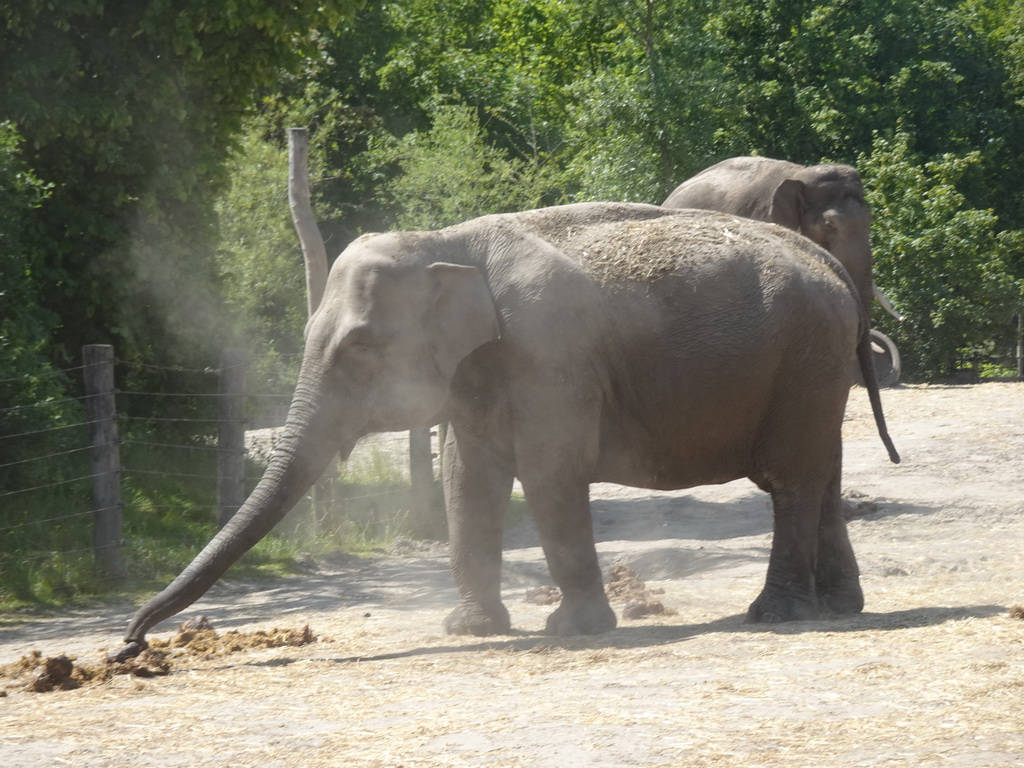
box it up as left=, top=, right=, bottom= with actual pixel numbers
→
left=116, top=203, right=899, bottom=658
left=663, top=157, right=874, bottom=317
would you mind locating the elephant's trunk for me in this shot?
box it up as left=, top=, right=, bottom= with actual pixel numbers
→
left=829, top=238, right=875, bottom=319
left=856, top=328, right=901, bottom=465
left=118, top=371, right=353, bottom=653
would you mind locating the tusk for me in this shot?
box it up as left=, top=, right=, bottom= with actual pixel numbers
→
left=873, top=283, right=904, bottom=321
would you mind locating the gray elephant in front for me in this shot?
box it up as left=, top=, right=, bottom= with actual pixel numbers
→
left=115, top=203, right=899, bottom=657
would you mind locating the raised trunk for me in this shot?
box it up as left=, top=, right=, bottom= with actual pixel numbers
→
left=122, top=382, right=350, bottom=646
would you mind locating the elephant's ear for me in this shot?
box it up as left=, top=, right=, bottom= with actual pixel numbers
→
left=427, top=263, right=501, bottom=377
left=769, top=179, right=806, bottom=232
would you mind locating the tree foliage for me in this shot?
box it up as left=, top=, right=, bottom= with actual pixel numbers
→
left=861, top=133, right=1024, bottom=378
left=367, top=104, right=563, bottom=230
left=0, top=123, right=81, bottom=487
left=0, top=0, right=360, bottom=372
left=3, top=0, right=1024, bottom=390
left=213, top=91, right=347, bottom=394
left=298, top=0, right=1024, bottom=381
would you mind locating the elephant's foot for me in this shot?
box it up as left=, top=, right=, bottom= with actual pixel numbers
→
left=815, top=557, right=865, bottom=616
left=746, top=587, right=819, bottom=624
left=817, top=583, right=864, bottom=616
left=545, top=594, right=617, bottom=636
left=443, top=601, right=511, bottom=637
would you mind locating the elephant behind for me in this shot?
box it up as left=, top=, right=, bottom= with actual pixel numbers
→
left=114, top=202, right=899, bottom=660
left=663, top=156, right=902, bottom=384
left=663, top=156, right=873, bottom=313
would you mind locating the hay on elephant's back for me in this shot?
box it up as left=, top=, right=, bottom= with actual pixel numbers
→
left=575, top=215, right=768, bottom=287
left=580, top=225, right=687, bottom=285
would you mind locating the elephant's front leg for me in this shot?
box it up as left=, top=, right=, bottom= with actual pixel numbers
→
left=441, top=428, right=515, bottom=637
left=523, top=477, right=616, bottom=636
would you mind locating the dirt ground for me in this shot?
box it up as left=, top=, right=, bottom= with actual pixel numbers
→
left=2, top=382, right=1023, bottom=767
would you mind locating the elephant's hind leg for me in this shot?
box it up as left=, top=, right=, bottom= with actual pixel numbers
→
left=747, top=483, right=824, bottom=623
left=748, top=370, right=854, bottom=622
left=814, top=454, right=864, bottom=615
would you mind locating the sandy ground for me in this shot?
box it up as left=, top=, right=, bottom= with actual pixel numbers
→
left=1, top=382, right=1023, bottom=767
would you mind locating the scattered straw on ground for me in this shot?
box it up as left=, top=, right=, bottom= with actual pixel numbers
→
left=2, top=383, right=1023, bottom=766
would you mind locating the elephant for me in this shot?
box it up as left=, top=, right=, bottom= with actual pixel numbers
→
left=663, top=157, right=875, bottom=313
left=113, top=202, right=899, bottom=660
left=662, top=156, right=902, bottom=385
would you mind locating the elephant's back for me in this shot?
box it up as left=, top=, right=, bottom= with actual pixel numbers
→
left=568, top=209, right=848, bottom=296
left=575, top=211, right=862, bottom=371
left=662, top=156, right=799, bottom=211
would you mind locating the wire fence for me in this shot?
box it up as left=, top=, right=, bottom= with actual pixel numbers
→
left=0, top=345, right=428, bottom=602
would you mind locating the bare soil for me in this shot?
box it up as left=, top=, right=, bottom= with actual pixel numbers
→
left=2, top=383, right=1023, bottom=767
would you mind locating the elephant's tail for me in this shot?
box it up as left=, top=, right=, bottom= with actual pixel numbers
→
left=857, top=328, right=901, bottom=464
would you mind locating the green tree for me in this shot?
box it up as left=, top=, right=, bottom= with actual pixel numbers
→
left=213, top=92, right=346, bottom=395
left=367, top=104, right=561, bottom=230
left=236, top=0, right=1024, bottom=383
left=0, top=123, right=81, bottom=488
left=705, top=0, right=1016, bottom=162
left=564, top=0, right=734, bottom=200
left=321, top=0, right=625, bottom=212
left=0, top=1, right=359, bottom=373
left=861, top=132, right=1024, bottom=379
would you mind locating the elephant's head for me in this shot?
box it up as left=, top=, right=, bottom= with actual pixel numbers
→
left=768, top=164, right=873, bottom=309
left=117, top=232, right=500, bottom=653
left=300, top=232, right=501, bottom=441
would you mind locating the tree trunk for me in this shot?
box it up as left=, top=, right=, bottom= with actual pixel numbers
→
left=288, top=127, right=329, bottom=317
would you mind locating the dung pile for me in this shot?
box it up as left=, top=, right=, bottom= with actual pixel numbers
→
left=523, top=565, right=677, bottom=620
left=150, top=616, right=318, bottom=658
left=606, top=564, right=677, bottom=620
left=0, top=647, right=169, bottom=693
left=0, top=617, right=318, bottom=695
left=524, top=585, right=562, bottom=605
left=1, top=651, right=95, bottom=693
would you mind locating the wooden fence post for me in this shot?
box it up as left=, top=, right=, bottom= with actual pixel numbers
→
left=217, top=347, right=247, bottom=528
left=1017, top=311, right=1023, bottom=381
left=82, top=344, right=125, bottom=580
left=409, top=427, right=444, bottom=538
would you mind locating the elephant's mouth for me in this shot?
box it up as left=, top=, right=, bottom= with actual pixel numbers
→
left=336, top=436, right=360, bottom=464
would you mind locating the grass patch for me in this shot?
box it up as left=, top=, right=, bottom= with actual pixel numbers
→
left=0, top=431, right=422, bottom=612
left=505, top=492, right=530, bottom=527
left=284, top=448, right=426, bottom=551
left=978, top=361, right=1020, bottom=380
